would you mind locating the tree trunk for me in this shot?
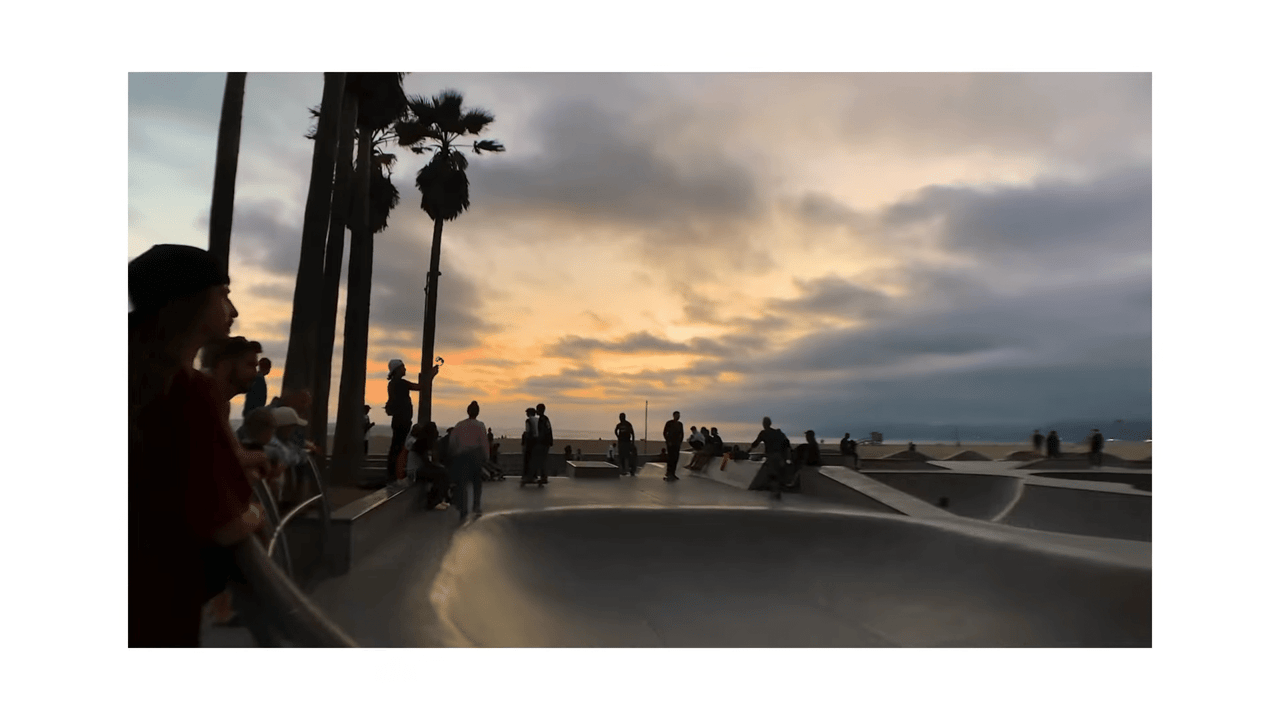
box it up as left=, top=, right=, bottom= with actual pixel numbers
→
left=330, top=126, right=374, bottom=486
left=309, top=90, right=358, bottom=459
left=208, top=72, right=246, bottom=268
left=417, top=217, right=445, bottom=427
left=281, top=72, right=346, bottom=400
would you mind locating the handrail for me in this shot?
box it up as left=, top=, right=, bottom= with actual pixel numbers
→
left=232, top=536, right=359, bottom=647
left=267, top=494, right=323, bottom=558
left=252, top=477, right=294, bottom=577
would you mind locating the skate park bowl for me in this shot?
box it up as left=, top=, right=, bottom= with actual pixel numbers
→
left=428, top=506, right=1150, bottom=647
left=861, top=472, right=1022, bottom=521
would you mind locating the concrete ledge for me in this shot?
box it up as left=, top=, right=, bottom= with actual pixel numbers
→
left=567, top=461, right=621, bottom=479
left=293, top=483, right=422, bottom=577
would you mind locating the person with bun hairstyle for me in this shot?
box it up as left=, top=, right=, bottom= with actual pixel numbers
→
left=384, top=359, right=421, bottom=483
left=128, top=244, right=274, bottom=647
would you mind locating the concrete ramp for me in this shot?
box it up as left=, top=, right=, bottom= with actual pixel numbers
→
left=862, top=472, right=1022, bottom=521
left=677, top=452, right=764, bottom=490
left=808, top=466, right=954, bottom=520
left=999, top=482, right=1151, bottom=542
left=429, top=507, right=1150, bottom=647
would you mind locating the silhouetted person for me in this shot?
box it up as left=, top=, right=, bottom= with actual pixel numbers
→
left=385, top=359, right=420, bottom=482
left=450, top=401, right=490, bottom=521
left=1046, top=430, right=1061, bottom=458
left=531, top=403, right=553, bottom=484
left=128, top=244, right=272, bottom=647
left=615, top=412, right=637, bottom=476
left=564, top=445, right=573, bottom=462
left=200, top=335, right=262, bottom=420
left=1089, top=428, right=1105, bottom=468
left=663, top=411, right=684, bottom=481
left=522, top=407, right=537, bottom=479
left=908, top=441, right=917, bottom=455
left=748, top=416, right=791, bottom=500
left=363, top=405, right=375, bottom=456
left=1032, top=429, right=1044, bottom=455
left=797, top=430, right=821, bottom=466
left=839, top=433, right=851, bottom=455
left=243, top=357, right=271, bottom=417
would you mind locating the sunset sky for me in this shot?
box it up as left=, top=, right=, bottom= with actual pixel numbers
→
left=128, top=72, right=1151, bottom=440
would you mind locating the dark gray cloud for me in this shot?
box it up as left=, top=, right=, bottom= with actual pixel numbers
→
left=368, top=220, right=501, bottom=350
left=766, top=276, right=894, bottom=320
left=220, top=199, right=304, bottom=275
left=466, top=99, right=761, bottom=238
left=884, top=165, right=1152, bottom=260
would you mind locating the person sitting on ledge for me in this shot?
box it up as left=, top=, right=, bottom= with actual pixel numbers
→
left=795, top=430, right=822, bottom=467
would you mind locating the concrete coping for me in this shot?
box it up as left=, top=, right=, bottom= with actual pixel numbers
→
left=332, top=484, right=413, bottom=522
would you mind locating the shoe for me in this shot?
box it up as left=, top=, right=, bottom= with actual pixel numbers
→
left=434, top=502, right=449, bottom=511
left=474, top=510, right=483, bottom=518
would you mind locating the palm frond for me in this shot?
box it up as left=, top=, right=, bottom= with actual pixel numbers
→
left=432, top=90, right=465, bottom=118
left=367, top=168, right=400, bottom=234
left=473, top=139, right=506, bottom=154
left=394, top=120, right=430, bottom=147
left=459, top=108, right=495, bottom=134
left=415, top=152, right=470, bottom=222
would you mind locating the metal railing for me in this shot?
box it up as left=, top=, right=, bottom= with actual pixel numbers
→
left=228, top=453, right=346, bottom=647
left=252, top=455, right=332, bottom=583
left=232, top=536, right=358, bottom=647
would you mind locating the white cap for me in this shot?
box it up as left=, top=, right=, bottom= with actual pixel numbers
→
left=271, top=406, right=308, bottom=427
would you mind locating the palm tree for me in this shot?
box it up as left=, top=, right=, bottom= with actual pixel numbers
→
left=281, top=72, right=347, bottom=403
left=207, top=72, right=247, bottom=268
left=308, top=96, right=400, bottom=461
left=396, top=90, right=505, bottom=426
left=308, top=88, right=357, bottom=460
left=330, top=73, right=406, bottom=486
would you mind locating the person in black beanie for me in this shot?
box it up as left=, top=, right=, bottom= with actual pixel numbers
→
left=128, top=244, right=275, bottom=647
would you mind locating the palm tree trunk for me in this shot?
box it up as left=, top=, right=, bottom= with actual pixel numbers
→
left=309, top=90, right=358, bottom=459
left=208, top=72, right=246, bottom=268
left=417, top=217, right=445, bottom=427
left=282, top=72, right=347, bottom=400
left=331, top=126, right=374, bottom=486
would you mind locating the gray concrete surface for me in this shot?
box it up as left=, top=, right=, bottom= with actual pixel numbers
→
left=427, top=507, right=1149, bottom=647
left=304, top=470, right=1150, bottom=648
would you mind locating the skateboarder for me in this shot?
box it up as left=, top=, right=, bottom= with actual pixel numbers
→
left=1032, top=429, right=1044, bottom=455
left=748, top=417, right=791, bottom=500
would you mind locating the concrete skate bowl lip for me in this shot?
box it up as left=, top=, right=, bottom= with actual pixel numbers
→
left=429, top=506, right=1151, bottom=648
left=1017, top=453, right=1127, bottom=470
left=998, top=484, right=1151, bottom=541
left=860, top=472, right=1022, bottom=521
left=1029, top=471, right=1153, bottom=493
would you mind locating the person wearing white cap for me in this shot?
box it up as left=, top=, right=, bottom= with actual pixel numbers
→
left=385, top=359, right=421, bottom=482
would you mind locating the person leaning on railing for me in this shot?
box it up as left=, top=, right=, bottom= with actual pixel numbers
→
left=128, top=245, right=276, bottom=647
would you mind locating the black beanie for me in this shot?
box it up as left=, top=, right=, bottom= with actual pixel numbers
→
left=129, top=244, right=230, bottom=318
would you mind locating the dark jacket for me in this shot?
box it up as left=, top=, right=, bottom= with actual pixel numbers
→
left=663, top=419, right=684, bottom=446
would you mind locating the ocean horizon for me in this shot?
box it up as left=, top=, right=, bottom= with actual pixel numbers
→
left=229, top=420, right=1151, bottom=445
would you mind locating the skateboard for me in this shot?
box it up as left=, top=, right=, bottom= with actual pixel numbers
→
left=519, top=478, right=548, bottom=487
